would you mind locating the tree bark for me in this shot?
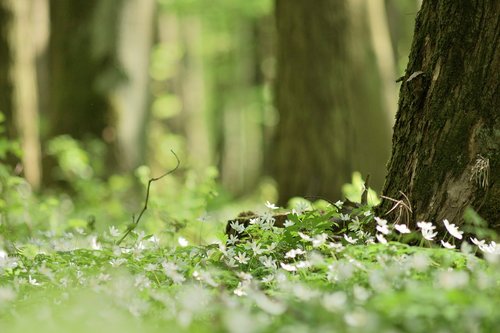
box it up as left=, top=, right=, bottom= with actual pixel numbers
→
left=0, top=0, right=43, bottom=189
left=0, top=1, right=15, bottom=141
left=49, top=0, right=119, bottom=139
left=46, top=0, right=124, bottom=181
left=272, top=0, right=392, bottom=205
left=380, top=0, right=499, bottom=229
left=112, top=0, right=155, bottom=171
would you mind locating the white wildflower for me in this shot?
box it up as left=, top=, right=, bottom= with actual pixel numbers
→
left=233, top=282, right=247, bottom=297
left=298, top=232, right=312, bottom=241
left=328, top=242, right=345, bottom=252
left=417, top=221, right=437, bottom=241
left=295, top=261, right=311, bottom=269
left=250, top=241, right=264, bottom=256
left=265, top=201, right=279, bottom=210
left=440, top=240, right=456, bottom=249
left=108, top=225, right=121, bottom=237
left=162, top=261, right=185, bottom=284
left=28, top=275, right=40, bottom=286
left=376, top=233, right=387, bottom=244
left=343, top=234, right=357, bottom=244
left=90, top=236, right=101, bottom=250
left=365, top=237, right=375, bottom=245
left=197, top=213, right=210, bottom=223
left=261, top=275, right=274, bottom=283
left=312, top=233, right=328, bottom=247
left=376, top=224, right=390, bottom=235
left=178, top=237, right=189, bottom=247
left=374, top=217, right=387, bottom=226
left=470, top=237, right=485, bottom=247
left=237, top=271, right=253, bottom=281
left=229, top=221, right=245, bottom=234
left=417, top=221, right=434, bottom=230
left=280, top=262, right=297, bottom=272
left=267, top=243, right=277, bottom=252
left=421, top=228, right=438, bottom=241
left=134, top=274, right=151, bottom=290
left=109, top=258, right=127, bottom=267
left=285, top=248, right=306, bottom=259
left=149, top=235, right=160, bottom=246
left=443, top=219, right=463, bottom=239
left=259, top=256, right=277, bottom=269
left=340, top=213, right=350, bottom=221
left=227, top=234, right=239, bottom=246
left=394, top=224, right=411, bottom=234
left=294, top=201, right=310, bottom=215
left=480, top=241, right=497, bottom=254
left=283, top=220, right=295, bottom=228
left=225, top=258, right=238, bottom=268
left=234, top=252, right=249, bottom=265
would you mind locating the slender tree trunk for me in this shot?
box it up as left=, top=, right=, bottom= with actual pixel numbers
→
left=0, top=0, right=43, bottom=189
left=272, top=0, right=392, bottom=205
left=47, top=0, right=123, bottom=180
left=380, top=1, right=499, bottom=229
left=49, top=0, right=119, bottom=139
left=218, top=18, right=264, bottom=196
left=0, top=1, right=15, bottom=141
left=178, top=16, right=211, bottom=171
left=112, top=0, right=155, bottom=171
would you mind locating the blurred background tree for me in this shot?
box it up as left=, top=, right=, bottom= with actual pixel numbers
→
left=0, top=0, right=420, bottom=219
left=271, top=0, right=393, bottom=205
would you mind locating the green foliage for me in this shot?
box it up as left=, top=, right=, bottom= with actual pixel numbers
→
left=158, top=0, right=272, bottom=18
left=463, top=206, right=497, bottom=240
left=342, top=172, right=381, bottom=206
left=1, top=114, right=499, bottom=333
left=1, top=191, right=499, bottom=333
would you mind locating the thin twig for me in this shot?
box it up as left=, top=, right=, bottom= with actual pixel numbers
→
left=116, top=150, right=180, bottom=246
left=380, top=191, right=412, bottom=225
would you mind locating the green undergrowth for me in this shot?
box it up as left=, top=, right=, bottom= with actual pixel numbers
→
left=1, top=130, right=498, bottom=332
left=1, top=201, right=499, bottom=333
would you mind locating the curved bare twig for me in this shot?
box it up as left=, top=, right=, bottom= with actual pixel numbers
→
left=116, top=150, right=180, bottom=246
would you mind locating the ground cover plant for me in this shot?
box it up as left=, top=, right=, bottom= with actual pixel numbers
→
left=1, top=177, right=499, bottom=333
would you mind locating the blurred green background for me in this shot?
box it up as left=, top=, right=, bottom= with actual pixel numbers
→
left=0, top=0, right=419, bottom=244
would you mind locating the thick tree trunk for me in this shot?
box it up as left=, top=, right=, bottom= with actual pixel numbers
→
left=380, top=1, right=499, bottom=229
left=272, top=0, right=392, bottom=205
left=49, top=0, right=119, bottom=139
left=47, top=0, right=123, bottom=181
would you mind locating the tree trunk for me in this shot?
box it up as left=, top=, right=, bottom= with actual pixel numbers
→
left=379, top=0, right=499, bottom=229
left=49, top=0, right=118, bottom=139
left=112, top=0, right=155, bottom=172
left=0, top=0, right=43, bottom=189
left=272, top=0, right=392, bottom=205
left=0, top=0, right=15, bottom=141
left=47, top=0, right=123, bottom=180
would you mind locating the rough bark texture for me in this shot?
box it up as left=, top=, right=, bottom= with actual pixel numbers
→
left=272, top=0, right=391, bottom=205
left=380, top=0, right=499, bottom=229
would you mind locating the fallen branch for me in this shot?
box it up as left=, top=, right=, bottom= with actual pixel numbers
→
left=116, top=150, right=180, bottom=246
